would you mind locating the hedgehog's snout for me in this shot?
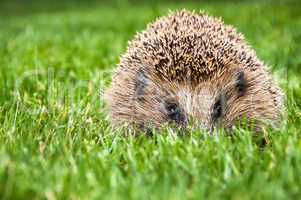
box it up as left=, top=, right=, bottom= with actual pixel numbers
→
left=175, top=88, right=217, bottom=132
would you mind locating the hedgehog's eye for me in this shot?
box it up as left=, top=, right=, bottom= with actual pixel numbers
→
left=165, top=102, right=183, bottom=123
left=165, top=102, right=179, bottom=116
left=212, top=99, right=222, bottom=122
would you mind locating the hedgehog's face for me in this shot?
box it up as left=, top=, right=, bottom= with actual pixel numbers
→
left=132, top=66, right=280, bottom=132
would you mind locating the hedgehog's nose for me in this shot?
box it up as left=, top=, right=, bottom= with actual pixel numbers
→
left=187, top=116, right=213, bottom=134
left=198, top=123, right=213, bottom=134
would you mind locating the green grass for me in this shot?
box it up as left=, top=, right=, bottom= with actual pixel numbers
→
left=0, top=0, right=301, bottom=199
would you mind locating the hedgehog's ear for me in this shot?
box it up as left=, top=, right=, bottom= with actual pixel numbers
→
left=235, top=71, right=247, bottom=96
left=134, top=68, right=149, bottom=101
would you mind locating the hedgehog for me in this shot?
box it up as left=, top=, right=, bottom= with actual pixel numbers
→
left=105, top=10, right=283, bottom=133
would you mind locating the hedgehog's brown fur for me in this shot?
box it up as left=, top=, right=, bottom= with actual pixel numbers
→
left=105, top=10, right=283, bottom=132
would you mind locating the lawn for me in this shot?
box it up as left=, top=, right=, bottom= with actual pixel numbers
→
left=0, top=0, right=300, bottom=199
